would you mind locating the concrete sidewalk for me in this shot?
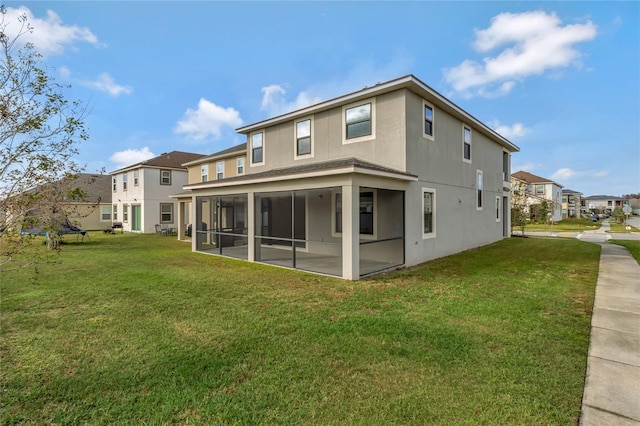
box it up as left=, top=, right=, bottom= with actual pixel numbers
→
left=580, top=239, right=640, bottom=425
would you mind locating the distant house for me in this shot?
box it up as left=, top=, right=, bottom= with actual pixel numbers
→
left=174, top=74, right=519, bottom=280
left=110, top=151, right=205, bottom=233
left=582, top=195, right=625, bottom=215
left=511, top=171, right=563, bottom=222
left=561, top=189, right=582, bottom=219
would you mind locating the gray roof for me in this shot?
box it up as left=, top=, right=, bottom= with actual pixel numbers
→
left=110, top=151, right=205, bottom=174
left=584, top=195, right=624, bottom=200
left=182, top=143, right=247, bottom=167
left=185, top=158, right=416, bottom=189
left=562, top=189, right=582, bottom=195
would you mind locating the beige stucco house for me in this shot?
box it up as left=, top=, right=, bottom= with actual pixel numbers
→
left=561, top=189, right=582, bottom=219
left=110, top=151, right=204, bottom=233
left=174, top=75, right=519, bottom=280
left=511, top=171, right=563, bottom=223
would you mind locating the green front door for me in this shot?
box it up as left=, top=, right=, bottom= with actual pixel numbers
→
left=132, top=205, right=141, bottom=232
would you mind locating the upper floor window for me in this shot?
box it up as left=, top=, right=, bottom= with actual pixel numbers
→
left=607, top=200, right=613, bottom=206
left=160, top=170, right=171, bottom=185
left=251, top=132, right=264, bottom=164
left=237, top=158, right=244, bottom=175
left=423, top=189, right=436, bottom=238
left=476, top=170, right=483, bottom=210
left=201, top=164, right=208, bottom=182
left=216, top=162, right=224, bottom=180
left=123, top=174, right=128, bottom=191
left=133, top=170, right=139, bottom=186
left=535, top=184, right=544, bottom=195
left=296, top=119, right=312, bottom=157
left=112, top=177, right=116, bottom=192
left=343, top=99, right=376, bottom=144
left=423, top=100, right=434, bottom=139
left=463, top=125, right=472, bottom=162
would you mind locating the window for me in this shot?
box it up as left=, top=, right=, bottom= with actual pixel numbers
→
left=123, top=174, right=128, bottom=191
left=477, top=170, right=483, bottom=210
left=133, top=170, right=139, bottom=186
left=201, top=164, right=208, bottom=182
left=422, top=189, right=436, bottom=238
left=160, top=170, right=171, bottom=185
left=251, top=132, right=264, bottom=164
left=100, top=206, right=111, bottom=221
left=216, top=161, right=224, bottom=180
left=423, top=101, right=434, bottom=139
left=123, top=205, right=129, bottom=222
left=237, top=158, right=244, bottom=175
left=607, top=200, right=613, bottom=206
left=535, top=184, right=545, bottom=195
left=345, top=103, right=372, bottom=139
left=160, top=203, right=173, bottom=224
left=296, top=119, right=312, bottom=156
left=334, top=191, right=375, bottom=235
left=113, top=204, right=118, bottom=221
left=496, top=196, right=501, bottom=222
left=112, top=177, right=116, bottom=192
left=463, top=126, right=472, bottom=162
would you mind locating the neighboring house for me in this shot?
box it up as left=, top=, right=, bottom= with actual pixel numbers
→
left=561, top=189, right=582, bottom=219
left=175, top=74, right=519, bottom=280
left=583, top=195, right=625, bottom=215
left=511, top=171, right=563, bottom=223
left=110, top=151, right=204, bottom=233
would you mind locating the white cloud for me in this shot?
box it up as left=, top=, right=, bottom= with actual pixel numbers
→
left=443, top=11, right=597, bottom=98
left=594, top=171, right=608, bottom=178
left=110, top=147, right=155, bottom=168
left=80, top=73, right=132, bottom=97
left=174, top=98, right=243, bottom=140
left=513, top=161, right=537, bottom=172
left=260, top=84, right=322, bottom=116
left=2, top=6, right=102, bottom=56
left=551, top=167, right=576, bottom=181
left=487, top=119, right=529, bottom=139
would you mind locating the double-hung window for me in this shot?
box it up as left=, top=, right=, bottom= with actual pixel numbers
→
left=535, top=184, right=545, bottom=195
left=423, top=100, right=434, bottom=140
left=343, top=99, right=375, bottom=143
left=100, top=206, right=111, bottom=221
left=112, top=177, right=116, bottom=192
left=237, top=158, right=244, bottom=175
left=201, top=164, right=208, bottom=182
left=216, top=162, right=224, bottom=180
left=123, top=174, right=128, bottom=191
left=422, top=188, right=436, bottom=238
left=476, top=170, right=483, bottom=210
left=160, top=203, right=173, bottom=224
left=160, top=170, right=171, bottom=185
left=251, top=132, right=264, bottom=164
left=133, top=170, right=139, bottom=186
left=463, top=125, right=472, bottom=162
left=113, top=204, right=118, bottom=221
left=123, top=205, right=129, bottom=222
left=295, top=119, right=312, bottom=157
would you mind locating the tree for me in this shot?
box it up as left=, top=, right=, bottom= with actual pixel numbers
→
left=510, top=183, right=529, bottom=236
left=1, top=5, right=88, bottom=269
left=536, top=200, right=550, bottom=224
left=611, top=207, right=625, bottom=224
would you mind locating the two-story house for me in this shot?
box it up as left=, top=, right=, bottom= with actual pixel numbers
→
left=561, top=189, right=582, bottom=219
left=110, top=151, right=204, bottom=233
left=583, top=195, right=625, bottom=215
left=177, top=75, right=519, bottom=280
left=511, top=171, right=563, bottom=222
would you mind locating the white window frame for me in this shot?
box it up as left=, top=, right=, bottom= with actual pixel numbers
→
left=331, top=189, right=377, bottom=240
left=294, top=116, right=314, bottom=160
left=342, top=98, right=376, bottom=144
left=422, top=100, right=435, bottom=141
left=496, top=196, right=501, bottom=222
left=201, top=164, right=208, bottom=182
left=100, top=205, right=111, bottom=222
left=112, top=177, right=116, bottom=192
left=422, top=188, right=436, bottom=239
left=123, top=204, right=129, bottom=223
left=160, top=203, right=173, bottom=224
left=216, top=161, right=224, bottom=180
left=250, top=131, right=265, bottom=166
left=133, top=170, right=139, bottom=186
left=476, top=169, right=483, bottom=210
left=463, top=124, right=472, bottom=163
left=123, top=173, right=128, bottom=191
left=237, top=158, right=244, bottom=175
left=113, top=204, right=118, bottom=221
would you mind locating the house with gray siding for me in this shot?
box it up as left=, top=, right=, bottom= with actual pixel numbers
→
left=175, top=75, right=519, bottom=280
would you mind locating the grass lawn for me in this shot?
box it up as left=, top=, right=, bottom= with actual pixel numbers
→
left=1, top=233, right=600, bottom=424
left=609, top=240, right=640, bottom=264
left=523, top=218, right=600, bottom=232
left=607, top=222, right=640, bottom=233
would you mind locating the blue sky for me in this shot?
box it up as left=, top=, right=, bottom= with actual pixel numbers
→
left=4, top=1, right=639, bottom=196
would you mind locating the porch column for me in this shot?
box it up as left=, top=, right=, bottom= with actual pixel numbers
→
left=342, top=184, right=360, bottom=280
left=247, top=192, right=255, bottom=262
left=191, top=195, right=198, bottom=252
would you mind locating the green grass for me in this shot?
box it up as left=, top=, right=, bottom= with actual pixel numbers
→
left=524, top=218, right=600, bottom=232
left=609, top=240, right=640, bottom=264
left=1, top=233, right=600, bottom=424
left=607, top=222, right=640, bottom=233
